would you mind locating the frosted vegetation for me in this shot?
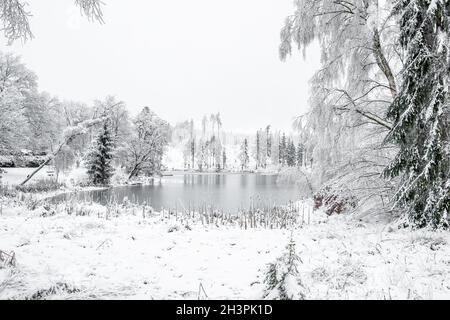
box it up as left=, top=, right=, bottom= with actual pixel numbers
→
left=0, top=0, right=449, bottom=300
left=165, top=117, right=304, bottom=173
left=1, top=198, right=450, bottom=300
left=280, top=0, right=449, bottom=228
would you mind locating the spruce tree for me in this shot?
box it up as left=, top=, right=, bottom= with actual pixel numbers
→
left=296, top=142, right=304, bottom=167
left=384, top=0, right=450, bottom=228
left=266, top=125, right=271, bottom=158
left=279, top=133, right=287, bottom=166
left=190, top=139, right=195, bottom=169
left=256, top=130, right=261, bottom=169
left=222, top=149, right=227, bottom=170
left=85, top=121, right=115, bottom=185
left=286, top=139, right=296, bottom=167
left=240, top=138, right=250, bottom=171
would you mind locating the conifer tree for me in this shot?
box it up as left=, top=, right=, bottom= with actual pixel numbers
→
left=85, top=120, right=115, bottom=185
left=296, top=142, right=304, bottom=167
left=191, top=139, right=195, bottom=169
left=256, top=130, right=261, bottom=169
left=240, top=138, right=250, bottom=171
left=266, top=125, right=271, bottom=159
left=222, top=148, right=227, bottom=170
left=279, top=133, right=287, bottom=166
left=384, top=0, right=450, bottom=228
left=286, top=139, right=296, bottom=167
left=198, top=143, right=206, bottom=172
left=263, top=237, right=305, bottom=300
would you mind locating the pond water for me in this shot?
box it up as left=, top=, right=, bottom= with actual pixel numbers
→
left=53, top=173, right=301, bottom=212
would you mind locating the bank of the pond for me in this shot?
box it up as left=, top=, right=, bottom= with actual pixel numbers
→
left=1, top=199, right=449, bottom=300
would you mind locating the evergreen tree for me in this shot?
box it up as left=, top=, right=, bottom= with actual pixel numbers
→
left=263, top=237, right=305, bottom=300
left=271, top=132, right=280, bottom=165
left=240, top=138, right=250, bottom=171
left=85, top=120, right=115, bottom=185
left=191, top=139, right=195, bottom=169
left=286, top=139, right=296, bottom=167
left=384, top=0, right=450, bottom=228
left=256, top=130, right=261, bottom=169
left=190, top=119, right=195, bottom=169
left=197, top=141, right=206, bottom=172
left=279, top=133, right=287, bottom=166
left=222, top=148, right=227, bottom=170
left=296, top=142, right=304, bottom=167
left=266, top=125, right=271, bottom=159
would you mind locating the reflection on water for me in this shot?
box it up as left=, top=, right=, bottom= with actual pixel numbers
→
left=53, top=173, right=301, bottom=212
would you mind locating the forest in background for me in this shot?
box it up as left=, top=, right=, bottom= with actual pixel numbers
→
left=167, top=117, right=305, bottom=172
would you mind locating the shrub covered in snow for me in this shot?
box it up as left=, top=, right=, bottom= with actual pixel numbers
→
left=263, top=237, right=306, bottom=300
left=110, top=167, right=129, bottom=186
left=15, top=179, right=65, bottom=194
left=277, top=167, right=315, bottom=198
left=0, top=184, right=17, bottom=198
left=0, top=153, right=48, bottom=168
left=63, top=167, right=90, bottom=188
left=314, top=185, right=358, bottom=216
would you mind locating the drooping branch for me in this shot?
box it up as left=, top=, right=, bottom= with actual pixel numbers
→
left=335, top=89, right=393, bottom=130
left=0, top=0, right=33, bottom=44
left=0, top=0, right=105, bottom=44
left=353, top=109, right=393, bottom=130
left=75, top=0, right=105, bottom=23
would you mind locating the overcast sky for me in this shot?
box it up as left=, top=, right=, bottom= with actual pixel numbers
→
left=3, top=0, right=321, bottom=133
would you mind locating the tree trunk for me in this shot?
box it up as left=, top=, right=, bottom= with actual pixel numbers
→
left=20, top=118, right=104, bottom=186
left=20, top=140, right=66, bottom=186
left=128, top=166, right=140, bottom=180
left=373, top=28, right=397, bottom=99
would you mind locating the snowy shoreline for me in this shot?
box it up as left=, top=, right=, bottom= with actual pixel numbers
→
left=1, top=198, right=449, bottom=300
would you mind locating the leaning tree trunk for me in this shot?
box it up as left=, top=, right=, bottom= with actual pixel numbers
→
left=372, top=28, right=397, bottom=99
left=20, top=140, right=68, bottom=186
left=20, top=118, right=104, bottom=186
left=128, top=165, right=140, bottom=180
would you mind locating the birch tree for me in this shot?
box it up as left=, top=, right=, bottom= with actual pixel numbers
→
left=281, top=0, right=402, bottom=211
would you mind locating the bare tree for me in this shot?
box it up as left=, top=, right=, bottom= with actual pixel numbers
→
left=125, top=107, right=169, bottom=180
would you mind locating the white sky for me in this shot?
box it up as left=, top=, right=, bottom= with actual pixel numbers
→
left=2, top=0, right=321, bottom=133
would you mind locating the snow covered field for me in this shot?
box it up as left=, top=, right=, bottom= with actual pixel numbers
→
left=0, top=167, right=55, bottom=186
left=1, top=199, right=449, bottom=300
left=0, top=166, right=90, bottom=187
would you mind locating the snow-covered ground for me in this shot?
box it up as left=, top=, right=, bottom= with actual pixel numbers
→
left=0, top=166, right=90, bottom=187
left=1, top=199, right=449, bottom=300
left=0, top=167, right=108, bottom=201
left=0, top=167, right=54, bottom=186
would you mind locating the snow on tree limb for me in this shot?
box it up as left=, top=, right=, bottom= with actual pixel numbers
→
left=19, top=117, right=105, bottom=186
left=0, top=0, right=105, bottom=44
left=75, top=0, right=104, bottom=23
